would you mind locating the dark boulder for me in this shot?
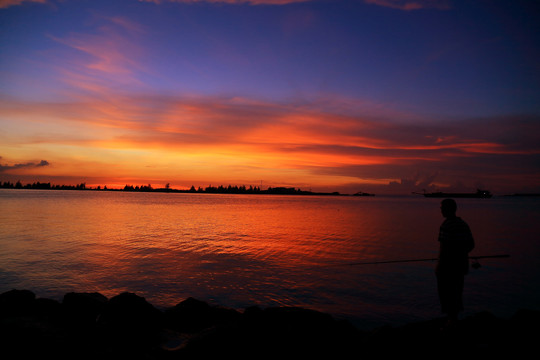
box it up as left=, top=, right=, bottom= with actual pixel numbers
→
left=242, top=306, right=358, bottom=356
left=0, top=290, right=70, bottom=359
left=62, top=292, right=108, bottom=328
left=34, top=297, right=62, bottom=321
left=0, top=289, right=36, bottom=317
left=97, top=292, right=163, bottom=342
left=177, top=305, right=360, bottom=358
left=164, top=296, right=241, bottom=333
left=509, top=309, right=540, bottom=352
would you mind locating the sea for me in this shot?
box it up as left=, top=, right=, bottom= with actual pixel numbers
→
left=1, top=189, right=539, bottom=330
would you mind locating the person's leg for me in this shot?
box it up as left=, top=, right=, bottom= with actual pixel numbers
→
left=437, top=271, right=463, bottom=329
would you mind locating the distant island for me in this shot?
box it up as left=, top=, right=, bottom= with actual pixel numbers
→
left=0, top=180, right=348, bottom=196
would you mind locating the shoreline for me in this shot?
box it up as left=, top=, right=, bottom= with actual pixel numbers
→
left=1, top=289, right=538, bottom=358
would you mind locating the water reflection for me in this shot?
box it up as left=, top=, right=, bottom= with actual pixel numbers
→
left=0, top=190, right=538, bottom=329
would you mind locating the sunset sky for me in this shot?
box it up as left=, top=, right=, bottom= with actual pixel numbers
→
left=1, top=0, right=539, bottom=194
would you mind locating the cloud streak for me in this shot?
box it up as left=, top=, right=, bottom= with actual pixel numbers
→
left=0, top=157, right=50, bottom=172
left=48, top=15, right=149, bottom=93
left=2, top=90, right=539, bottom=192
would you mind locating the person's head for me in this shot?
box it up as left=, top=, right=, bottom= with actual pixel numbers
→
left=440, top=198, right=457, bottom=218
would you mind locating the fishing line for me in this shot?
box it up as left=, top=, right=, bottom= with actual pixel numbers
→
left=315, top=254, right=509, bottom=268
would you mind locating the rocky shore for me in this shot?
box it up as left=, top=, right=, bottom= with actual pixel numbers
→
left=1, top=289, right=537, bottom=359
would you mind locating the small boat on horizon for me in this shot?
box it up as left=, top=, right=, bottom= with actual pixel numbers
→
left=414, top=189, right=493, bottom=198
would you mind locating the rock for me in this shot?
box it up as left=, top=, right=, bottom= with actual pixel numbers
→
left=97, top=292, right=163, bottom=342
left=34, top=297, right=62, bottom=320
left=512, top=308, right=540, bottom=327
left=164, top=296, right=241, bottom=333
left=0, top=289, right=36, bottom=317
left=245, top=306, right=358, bottom=356
left=62, top=292, right=108, bottom=328
left=177, top=305, right=360, bottom=358
left=1, top=289, right=538, bottom=359
left=510, top=309, right=540, bottom=350
left=0, top=290, right=71, bottom=359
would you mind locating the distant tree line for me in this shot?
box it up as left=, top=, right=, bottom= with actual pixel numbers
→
left=198, top=185, right=262, bottom=193
left=1, top=181, right=88, bottom=190
left=1, top=180, right=343, bottom=196
left=122, top=184, right=319, bottom=195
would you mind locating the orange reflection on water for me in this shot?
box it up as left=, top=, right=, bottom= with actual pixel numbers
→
left=0, top=190, right=438, bottom=310
left=5, top=189, right=537, bottom=329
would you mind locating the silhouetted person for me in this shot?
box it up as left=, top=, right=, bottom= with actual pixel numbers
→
left=436, top=199, right=474, bottom=329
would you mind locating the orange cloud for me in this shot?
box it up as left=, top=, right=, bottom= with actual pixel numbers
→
left=3, top=93, right=534, bottom=176
left=3, top=58, right=539, bottom=194
left=0, top=93, right=400, bottom=191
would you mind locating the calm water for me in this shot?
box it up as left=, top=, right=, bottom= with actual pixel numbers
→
left=1, top=189, right=539, bottom=329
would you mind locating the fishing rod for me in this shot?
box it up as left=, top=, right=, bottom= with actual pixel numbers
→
left=317, top=254, right=510, bottom=268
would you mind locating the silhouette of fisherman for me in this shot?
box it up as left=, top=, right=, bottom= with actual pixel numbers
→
left=436, top=199, right=475, bottom=329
